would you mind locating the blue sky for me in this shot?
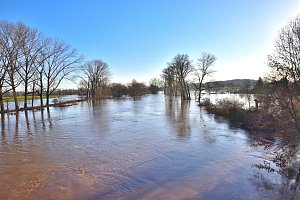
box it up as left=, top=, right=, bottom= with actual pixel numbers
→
left=1, top=0, right=300, bottom=88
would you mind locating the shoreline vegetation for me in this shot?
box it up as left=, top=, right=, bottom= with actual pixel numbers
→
left=0, top=98, right=86, bottom=114
left=199, top=98, right=278, bottom=133
left=2, top=95, right=59, bottom=102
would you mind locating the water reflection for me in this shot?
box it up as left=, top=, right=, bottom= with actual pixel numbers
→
left=1, top=114, right=6, bottom=145
left=46, top=108, right=53, bottom=130
left=0, top=94, right=299, bottom=199
left=14, top=113, right=19, bottom=140
left=24, top=111, right=31, bottom=135
left=165, top=97, right=191, bottom=139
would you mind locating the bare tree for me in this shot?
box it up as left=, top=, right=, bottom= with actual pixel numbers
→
left=128, top=79, right=147, bottom=97
left=34, top=46, right=48, bottom=107
left=0, top=56, right=8, bottom=112
left=15, top=22, right=45, bottom=109
left=0, top=21, right=11, bottom=111
left=0, top=20, right=83, bottom=111
left=193, top=52, right=216, bottom=102
left=165, top=54, right=193, bottom=100
left=173, top=54, right=193, bottom=100
left=161, top=65, right=177, bottom=96
left=110, top=83, right=127, bottom=97
left=149, top=78, right=162, bottom=94
left=269, top=16, right=300, bottom=91
left=42, top=39, right=83, bottom=106
left=81, top=60, right=111, bottom=99
left=267, top=15, right=300, bottom=132
left=0, top=21, right=23, bottom=110
left=78, top=78, right=89, bottom=98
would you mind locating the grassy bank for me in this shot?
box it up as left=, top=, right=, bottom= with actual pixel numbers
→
left=1, top=99, right=86, bottom=113
left=2, top=95, right=59, bottom=102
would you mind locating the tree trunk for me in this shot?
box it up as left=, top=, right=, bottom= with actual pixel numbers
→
left=39, top=72, right=43, bottom=106
left=46, top=78, right=51, bottom=106
left=46, top=87, right=50, bottom=106
left=198, top=77, right=204, bottom=103
left=39, top=89, right=43, bottom=107
left=197, top=88, right=201, bottom=102
left=31, top=82, right=35, bottom=107
left=0, top=86, right=4, bottom=112
left=181, top=79, right=188, bottom=100
left=24, top=82, right=28, bottom=109
left=46, top=94, right=49, bottom=106
left=12, top=86, right=19, bottom=110
left=10, top=74, right=19, bottom=110
left=87, top=82, right=90, bottom=98
left=186, top=82, right=190, bottom=100
left=91, top=86, right=95, bottom=98
left=24, top=60, right=29, bottom=109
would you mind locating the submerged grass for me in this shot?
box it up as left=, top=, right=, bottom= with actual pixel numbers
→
left=2, top=95, right=59, bottom=102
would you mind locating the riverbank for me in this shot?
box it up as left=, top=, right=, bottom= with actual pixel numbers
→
left=1, top=99, right=86, bottom=114
left=2, top=95, right=59, bottom=102
left=200, top=98, right=278, bottom=133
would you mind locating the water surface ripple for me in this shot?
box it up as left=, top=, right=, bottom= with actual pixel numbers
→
left=0, top=94, right=297, bottom=199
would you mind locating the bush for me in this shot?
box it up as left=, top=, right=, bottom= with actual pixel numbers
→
left=127, top=80, right=147, bottom=97
left=201, top=98, right=246, bottom=122
left=241, top=112, right=277, bottom=132
left=215, top=99, right=246, bottom=121
left=110, top=83, right=128, bottom=97
left=199, top=98, right=215, bottom=112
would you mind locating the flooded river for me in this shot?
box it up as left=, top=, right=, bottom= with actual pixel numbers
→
left=0, top=94, right=299, bottom=200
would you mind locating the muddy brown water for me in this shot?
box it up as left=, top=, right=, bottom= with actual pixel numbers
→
left=0, top=94, right=298, bottom=199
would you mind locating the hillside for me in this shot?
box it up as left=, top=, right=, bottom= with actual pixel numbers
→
left=204, top=79, right=257, bottom=87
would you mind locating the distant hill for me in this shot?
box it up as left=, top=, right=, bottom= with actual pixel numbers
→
left=190, top=79, right=258, bottom=93
left=204, top=79, right=257, bottom=88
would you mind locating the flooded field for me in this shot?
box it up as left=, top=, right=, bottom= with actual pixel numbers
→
left=0, top=94, right=299, bottom=200
left=3, top=95, right=81, bottom=110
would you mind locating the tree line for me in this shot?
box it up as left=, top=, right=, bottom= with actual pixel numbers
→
left=0, top=20, right=165, bottom=112
left=77, top=52, right=218, bottom=101
left=0, top=20, right=83, bottom=111
left=78, top=64, right=162, bottom=98
left=0, top=20, right=218, bottom=112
